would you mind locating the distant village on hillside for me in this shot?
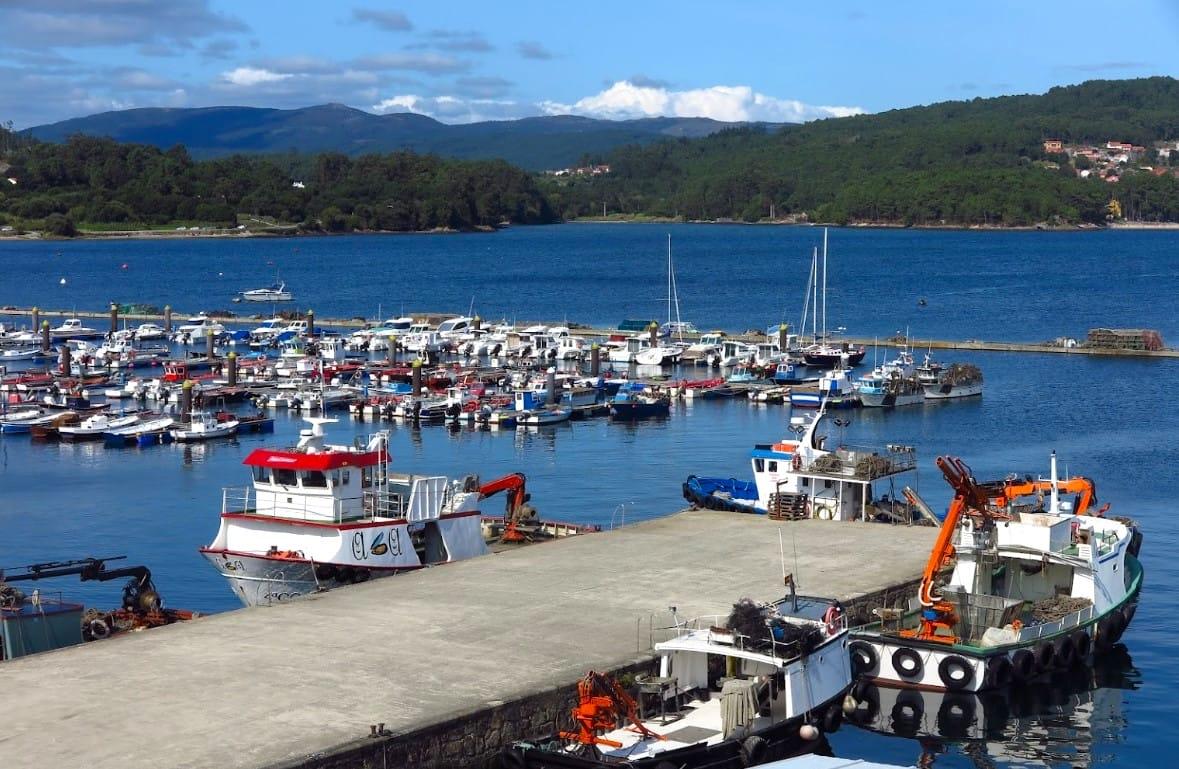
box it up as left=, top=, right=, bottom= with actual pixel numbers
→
left=1042, top=138, right=1179, bottom=184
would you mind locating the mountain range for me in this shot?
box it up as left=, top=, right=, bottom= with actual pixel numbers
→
left=23, top=104, right=779, bottom=170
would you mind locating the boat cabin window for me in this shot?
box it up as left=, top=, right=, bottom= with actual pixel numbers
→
left=754, top=459, right=765, bottom=472
left=302, top=471, right=327, bottom=488
left=361, top=468, right=373, bottom=488
left=802, top=478, right=810, bottom=487
left=342, top=470, right=351, bottom=486
left=253, top=466, right=269, bottom=483
left=768, top=461, right=778, bottom=472
left=824, top=480, right=833, bottom=489
left=330, top=470, right=341, bottom=486
left=274, top=468, right=297, bottom=487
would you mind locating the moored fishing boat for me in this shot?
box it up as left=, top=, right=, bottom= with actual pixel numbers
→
left=170, top=409, right=240, bottom=442
left=847, top=453, right=1142, bottom=693
left=497, top=592, right=852, bottom=768
left=609, top=386, right=671, bottom=421
left=200, top=418, right=532, bottom=606
left=0, top=556, right=196, bottom=661
left=683, top=399, right=927, bottom=523
left=789, top=367, right=859, bottom=409
left=59, top=412, right=141, bottom=441
left=923, top=362, right=983, bottom=400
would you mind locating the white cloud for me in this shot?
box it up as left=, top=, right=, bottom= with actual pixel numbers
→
left=541, top=80, right=863, bottom=123
left=221, top=67, right=292, bottom=87
left=371, top=94, right=525, bottom=123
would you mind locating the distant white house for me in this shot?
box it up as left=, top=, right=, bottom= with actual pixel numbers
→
left=292, top=181, right=306, bottom=189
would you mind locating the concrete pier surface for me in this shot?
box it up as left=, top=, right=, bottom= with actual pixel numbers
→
left=2, top=511, right=935, bottom=769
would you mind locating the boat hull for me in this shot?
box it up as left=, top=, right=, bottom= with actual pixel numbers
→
left=924, top=382, right=983, bottom=399
left=199, top=549, right=410, bottom=606
left=858, top=390, right=925, bottom=408
left=609, top=400, right=670, bottom=420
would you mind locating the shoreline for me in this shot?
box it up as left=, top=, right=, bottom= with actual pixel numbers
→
left=2, top=219, right=1178, bottom=243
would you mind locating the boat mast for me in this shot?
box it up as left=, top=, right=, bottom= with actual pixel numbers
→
left=666, top=233, right=673, bottom=327
left=1049, top=451, right=1060, bottom=514
left=811, top=247, right=818, bottom=343
left=821, top=227, right=828, bottom=341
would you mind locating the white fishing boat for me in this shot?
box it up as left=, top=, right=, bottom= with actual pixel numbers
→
left=855, top=347, right=922, bottom=408
left=848, top=453, right=1142, bottom=693
left=174, top=313, right=226, bottom=338
left=683, top=398, right=928, bottom=523
left=0, top=348, right=47, bottom=361
left=200, top=418, right=504, bottom=606
left=499, top=592, right=852, bottom=768
left=241, top=281, right=293, bottom=302
left=516, top=405, right=573, bottom=426
left=59, top=413, right=141, bottom=441
left=170, top=410, right=239, bottom=442
left=0, top=408, right=47, bottom=434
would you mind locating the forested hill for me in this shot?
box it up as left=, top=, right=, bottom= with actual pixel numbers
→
left=23, top=105, right=772, bottom=171
left=0, top=133, right=556, bottom=235
left=547, top=77, right=1179, bottom=225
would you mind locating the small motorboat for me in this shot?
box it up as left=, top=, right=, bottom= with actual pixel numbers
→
left=0, top=408, right=49, bottom=434
left=103, top=416, right=176, bottom=447
left=516, top=405, right=573, bottom=426
left=608, top=386, right=671, bottom=421
left=59, top=413, right=141, bottom=441
left=240, top=282, right=293, bottom=302
left=0, top=348, right=49, bottom=361
left=132, top=323, right=167, bottom=340
left=170, top=410, right=239, bottom=442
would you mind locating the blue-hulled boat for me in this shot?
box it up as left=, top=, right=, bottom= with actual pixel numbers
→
left=608, top=385, right=671, bottom=421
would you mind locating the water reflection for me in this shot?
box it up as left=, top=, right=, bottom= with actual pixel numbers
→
left=845, top=646, right=1139, bottom=767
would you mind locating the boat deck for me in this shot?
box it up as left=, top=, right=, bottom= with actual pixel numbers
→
left=0, top=510, right=934, bottom=769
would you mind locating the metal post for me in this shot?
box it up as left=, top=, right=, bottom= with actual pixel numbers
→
left=590, top=343, right=600, bottom=377
left=40, top=321, right=50, bottom=353
left=412, top=358, right=423, bottom=397
left=778, top=323, right=789, bottom=351
left=472, top=315, right=481, bottom=331
left=181, top=380, right=194, bottom=420
left=60, top=343, right=71, bottom=376
left=205, top=329, right=215, bottom=360
left=31, top=306, right=39, bottom=332
left=306, top=309, right=315, bottom=337
left=227, top=351, right=238, bottom=386
left=163, top=305, right=172, bottom=332
left=109, top=302, right=118, bottom=334
left=546, top=366, right=558, bottom=405
left=649, top=322, right=659, bottom=349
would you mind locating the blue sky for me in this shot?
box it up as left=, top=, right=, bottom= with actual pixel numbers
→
left=1, top=0, right=1177, bottom=128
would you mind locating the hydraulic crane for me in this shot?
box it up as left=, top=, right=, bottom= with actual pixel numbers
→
left=479, top=472, right=536, bottom=542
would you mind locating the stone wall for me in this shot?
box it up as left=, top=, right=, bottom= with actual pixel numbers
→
left=264, top=659, right=656, bottom=769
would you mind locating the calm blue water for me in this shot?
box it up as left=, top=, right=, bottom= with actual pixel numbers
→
left=2, top=224, right=1177, bottom=767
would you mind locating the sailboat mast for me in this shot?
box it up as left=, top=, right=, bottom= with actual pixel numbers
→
left=811, top=247, right=818, bottom=342
left=821, top=227, right=828, bottom=340
left=667, top=234, right=673, bottom=326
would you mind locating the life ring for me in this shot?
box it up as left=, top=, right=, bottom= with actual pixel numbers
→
left=1072, top=629, right=1092, bottom=659
left=1010, top=648, right=1036, bottom=682
left=892, top=647, right=924, bottom=680
left=823, top=604, right=844, bottom=635
left=937, top=655, right=974, bottom=691
left=88, top=618, right=111, bottom=640
left=890, top=690, right=924, bottom=737
left=1033, top=640, right=1055, bottom=671
left=936, top=693, right=977, bottom=739
left=849, top=641, right=879, bottom=676
left=739, top=734, right=768, bottom=766
left=1052, top=634, right=1076, bottom=668
left=984, top=655, right=1012, bottom=689
left=791, top=453, right=802, bottom=471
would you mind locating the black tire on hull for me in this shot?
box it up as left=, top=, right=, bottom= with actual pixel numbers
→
left=848, top=684, right=880, bottom=726
left=892, top=647, right=924, bottom=680
left=938, top=655, right=974, bottom=691
left=850, top=641, right=879, bottom=676
left=1072, top=630, right=1092, bottom=661
left=740, top=734, right=768, bottom=766
left=1052, top=635, right=1076, bottom=668
left=823, top=704, right=843, bottom=733
left=1010, top=649, right=1036, bottom=682
left=1034, top=640, right=1055, bottom=671
left=984, top=655, right=1012, bottom=689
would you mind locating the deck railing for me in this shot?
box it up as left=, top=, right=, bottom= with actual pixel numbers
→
left=653, top=611, right=844, bottom=663
left=1016, top=603, right=1097, bottom=642
left=221, top=485, right=407, bottom=524
left=799, top=444, right=917, bottom=481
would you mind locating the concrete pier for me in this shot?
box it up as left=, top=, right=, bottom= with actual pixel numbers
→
left=2, top=511, right=934, bottom=769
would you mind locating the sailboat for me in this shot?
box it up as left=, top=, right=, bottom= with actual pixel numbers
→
left=800, top=229, right=865, bottom=368
left=636, top=234, right=691, bottom=366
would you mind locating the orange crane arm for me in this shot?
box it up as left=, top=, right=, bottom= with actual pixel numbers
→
left=479, top=473, right=532, bottom=542
left=1001, top=476, right=1097, bottom=515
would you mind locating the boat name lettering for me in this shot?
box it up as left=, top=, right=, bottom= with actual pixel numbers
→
left=352, top=532, right=367, bottom=560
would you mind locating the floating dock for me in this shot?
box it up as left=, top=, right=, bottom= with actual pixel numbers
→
left=2, top=511, right=935, bottom=769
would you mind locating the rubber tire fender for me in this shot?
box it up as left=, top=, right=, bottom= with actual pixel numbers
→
left=848, top=683, right=880, bottom=726
left=890, top=689, right=925, bottom=738
left=892, top=647, right=924, bottom=680
left=1033, top=640, right=1055, bottom=672
left=1010, top=649, right=1036, bottom=682
left=498, top=749, right=527, bottom=769
left=1071, top=629, right=1092, bottom=660
left=1052, top=634, right=1077, bottom=668
left=936, top=692, right=977, bottom=739
left=984, top=655, right=1012, bottom=690
left=88, top=618, right=111, bottom=640
left=740, top=734, right=768, bottom=767
left=823, top=703, right=844, bottom=733
left=849, top=640, right=879, bottom=677
left=937, top=655, right=975, bottom=691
